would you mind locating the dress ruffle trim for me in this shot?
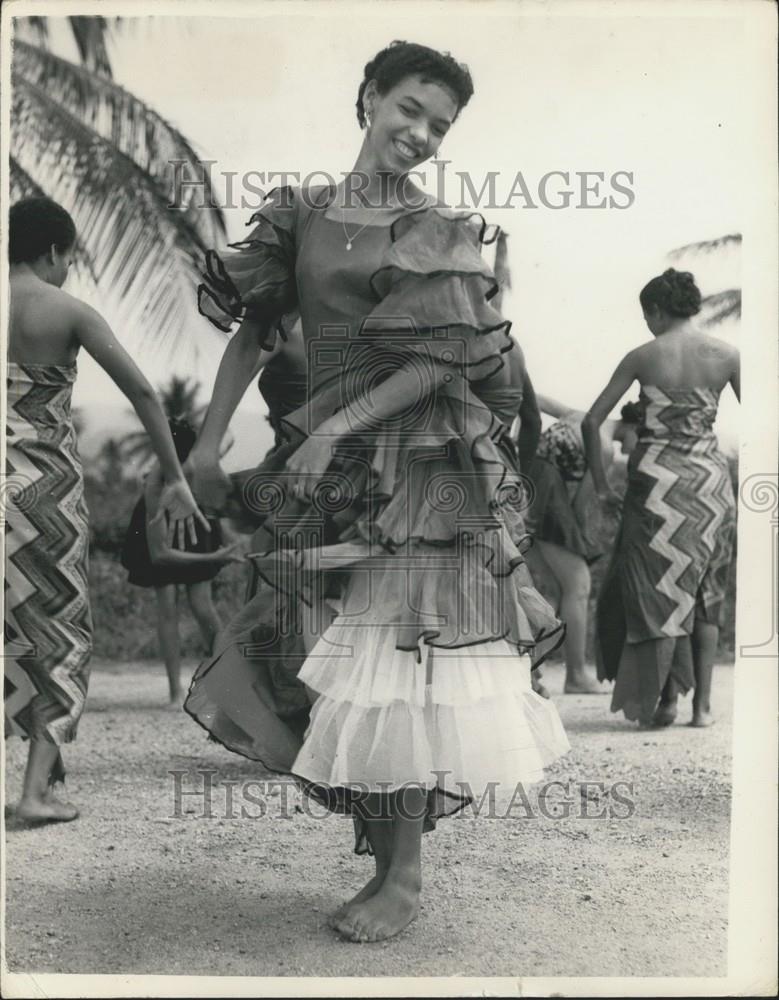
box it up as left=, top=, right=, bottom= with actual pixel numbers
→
left=197, top=186, right=299, bottom=346
left=292, top=638, right=570, bottom=793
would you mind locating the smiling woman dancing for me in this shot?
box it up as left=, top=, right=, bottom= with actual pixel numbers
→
left=185, top=41, right=569, bottom=942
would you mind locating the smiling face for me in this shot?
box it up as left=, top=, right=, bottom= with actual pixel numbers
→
left=363, top=73, right=458, bottom=176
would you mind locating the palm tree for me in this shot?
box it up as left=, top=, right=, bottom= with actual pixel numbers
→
left=667, top=234, right=741, bottom=328
left=121, top=374, right=206, bottom=466
left=10, top=16, right=227, bottom=355
left=96, top=436, right=129, bottom=486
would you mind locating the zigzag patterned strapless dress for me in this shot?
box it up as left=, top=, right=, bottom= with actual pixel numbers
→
left=596, top=386, right=736, bottom=722
left=4, top=362, right=92, bottom=782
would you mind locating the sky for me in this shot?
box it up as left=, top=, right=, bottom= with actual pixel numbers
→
left=29, top=3, right=748, bottom=460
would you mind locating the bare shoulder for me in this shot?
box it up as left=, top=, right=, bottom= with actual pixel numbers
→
left=66, top=294, right=112, bottom=335
left=35, top=287, right=94, bottom=325
left=622, top=342, right=650, bottom=369
left=695, top=330, right=738, bottom=364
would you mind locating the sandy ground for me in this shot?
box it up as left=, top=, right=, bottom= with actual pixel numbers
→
left=4, top=660, right=733, bottom=979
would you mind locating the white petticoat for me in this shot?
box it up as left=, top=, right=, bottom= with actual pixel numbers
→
left=291, top=623, right=570, bottom=798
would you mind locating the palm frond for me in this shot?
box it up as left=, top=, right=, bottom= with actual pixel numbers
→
left=12, top=40, right=226, bottom=248
left=15, top=16, right=50, bottom=48
left=13, top=16, right=116, bottom=77
left=699, top=289, right=741, bottom=328
left=68, top=16, right=115, bottom=77
left=668, top=234, right=742, bottom=260
left=11, top=75, right=221, bottom=354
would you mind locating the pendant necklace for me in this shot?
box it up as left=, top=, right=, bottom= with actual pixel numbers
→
left=341, top=202, right=396, bottom=251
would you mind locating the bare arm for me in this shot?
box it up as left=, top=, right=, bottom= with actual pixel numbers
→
left=73, top=300, right=207, bottom=546
left=516, top=372, right=542, bottom=471
left=582, top=351, right=639, bottom=497
left=285, top=360, right=451, bottom=494
left=323, top=362, right=450, bottom=438
left=194, top=317, right=281, bottom=459
left=144, top=470, right=242, bottom=566
left=729, top=350, right=740, bottom=402
left=187, top=317, right=282, bottom=509
left=536, top=394, right=576, bottom=420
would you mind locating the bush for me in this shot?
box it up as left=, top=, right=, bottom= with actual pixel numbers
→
left=88, top=550, right=249, bottom=659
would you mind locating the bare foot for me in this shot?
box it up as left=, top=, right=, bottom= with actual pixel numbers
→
left=16, top=793, right=79, bottom=825
left=328, top=868, right=388, bottom=928
left=652, top=701, right=678, bottom=727
left=334, top=867, right=421, bottom=943
left=690, top=710, right=715, bottom=728
left=532, top=676, right=551, bottom=699
left=564, top=673, right=605, bottom=695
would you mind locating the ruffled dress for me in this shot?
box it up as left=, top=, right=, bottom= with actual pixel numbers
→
left=185, top=186, right=569, bottom=849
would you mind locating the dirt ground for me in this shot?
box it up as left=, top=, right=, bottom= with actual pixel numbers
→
left=4, top=659, right=733, bottom=980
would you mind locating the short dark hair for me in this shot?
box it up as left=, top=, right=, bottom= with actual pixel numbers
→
left=620, top=401, right=642, bottom=425
left=639, top=268, right=702, bottom=319
left=9, top=197, right=77, bottom=264
left=356, top=40, right=474, bottom=128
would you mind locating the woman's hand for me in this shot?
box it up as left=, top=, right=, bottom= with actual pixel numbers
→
left=154, top=478, right=210, bottom=549
left=186, top=450, right=233, bottom=513
left=285, top=434, right=336, bottom=501
left=597, top=486, right=623, bottom=515
left=207, top=541, right=247, bottom=566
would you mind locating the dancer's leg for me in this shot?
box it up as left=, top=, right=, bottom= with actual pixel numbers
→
left=523, top=545, right=557, bottom=697
left=652, top=674, right=680, bottom=726
left=329, top=795, right=394, bottom=925
left=334, top=786, right=425, bottom=942
left=17, top=737, right=78, bottom=823
left=536, top=541, right=601, bottom=693
left=186, top=581, right=222, bottom=656
left=691, top=619, right=718, bottom=727
left=154, top=585, right=182, bottom=703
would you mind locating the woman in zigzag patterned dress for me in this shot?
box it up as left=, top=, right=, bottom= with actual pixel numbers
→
left=5, top=197, right=207, bottom=824
left=583, top=268, right=739, bottom=728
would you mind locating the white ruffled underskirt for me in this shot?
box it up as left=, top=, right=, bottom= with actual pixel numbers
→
left=291, top=623, right=570, bottom=796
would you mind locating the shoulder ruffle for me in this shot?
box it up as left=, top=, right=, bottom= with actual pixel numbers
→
left=197, top=186, right=299, bottom=349
left=361, top=207, right=512, bottom=383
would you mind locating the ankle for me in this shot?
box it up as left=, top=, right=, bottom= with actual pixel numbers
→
left=386, top=860, right=422, bottom=892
